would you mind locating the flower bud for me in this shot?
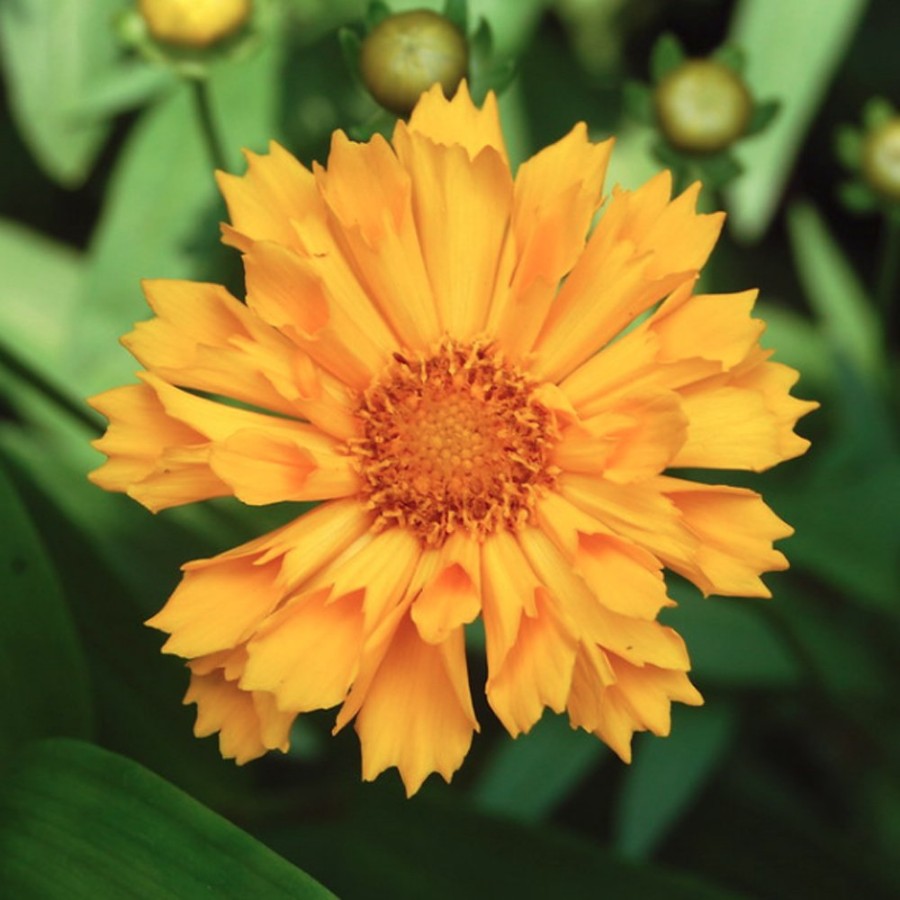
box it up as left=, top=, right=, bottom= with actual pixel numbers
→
left=861, top=118, right=900, bottom=203
left=359, top=10, right=468, bottom=116
left=138, top=0, right=252, bottom=49
left=654, top=59, right=752, bottom=154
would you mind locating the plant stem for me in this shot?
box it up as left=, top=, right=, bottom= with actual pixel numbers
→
left=190, top=78, right=229, bottom=172
left=874, top=212, right=900, bottom=322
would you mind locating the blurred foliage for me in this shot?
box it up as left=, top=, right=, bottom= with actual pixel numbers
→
left=1, top=0, right=899, bottom=897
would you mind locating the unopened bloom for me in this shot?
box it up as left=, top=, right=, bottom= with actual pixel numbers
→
left=138, top=0, right=252, bottom=48
left=89, top=83, right=814, bottom=795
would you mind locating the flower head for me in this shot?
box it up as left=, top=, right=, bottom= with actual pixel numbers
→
left=138, top=0, right=252, bottom=48
left=89, top=83, right=815, bottom=795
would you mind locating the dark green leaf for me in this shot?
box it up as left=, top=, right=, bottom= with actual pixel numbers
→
left=472, top=713, right=606, bottom=822
left=743, top=98, right=780, bottom=137
left=712, top=43, right=746, bottom=74
left=0, top=739, right=336, bottom=900
left=0, top=463, right=92, bottom=769
left=697, top=151, right=743, bottom=189
left=0, top=0, right=121, bottom=186
left=615, top=705, right=736, bottom=859
left=650, top=33, right=686, bottom=83
left=662, top=580, right=801, bottom=688
left=727, top=0, right=868, bottom=240
left=338, top=26, right=363, bottom=80
left=837, top=179, right=879, bottom=214
left=365, top=1, right=392, bottom=31
left=623, top=80, right=656, bottom=126
left=834, top=123, right=863, bottom=169
left=786, top=201, right=884, bottom=384
left=861, top=95, right=894, bottom=131
left=443, top=0, right=469, bottom=35
left=262, top=787, right=747, bottom=900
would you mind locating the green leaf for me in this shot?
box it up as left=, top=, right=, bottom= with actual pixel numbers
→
left=662, top=580, right=801, bottom=688
left=262, top=787, right=746, bottom=900
left=725, top=0, right=868, bottom=240
left=696, top=151, right=744, bottom=189
left=785, top=201, right=885, bottom=384
left=650, top=33, right=686, bottom=83
left=0, top=0, right=121, bottom=186
left=615, top=705, right=737, bottom=859
left=443, top=0, right=469, bottom=34
left=0, top=739, right=336, bottom=900
left=834, top=123, right=863, bottom=169
left=743, top=98, right=780, bottom=137
left=623, top=80, right=656, bottom=126
left=472, top=713, right=606, bottom=822
left=68, top=38, right=282, bottom=399
left=338, top=25, right=363, bottom=79
left=837, top=179, right=879, bottom=214
left=0, top=464, right=92, bottom=769
left=712, top=43, right=746, bottom=74
left=365, top=1, right=392, bottom=30
left=861, top=95, right=894, bottom=131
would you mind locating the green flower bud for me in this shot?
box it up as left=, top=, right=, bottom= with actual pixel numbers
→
left=359, top=10, right=468, bottom=116
left=654, top=59, right=752, bottom=154
left=861, top=118, right=900, bottom=203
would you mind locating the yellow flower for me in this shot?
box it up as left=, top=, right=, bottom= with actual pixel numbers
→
left=138, top=0, right=252, bottom=48
left=89, top=83, right=815, bottom=795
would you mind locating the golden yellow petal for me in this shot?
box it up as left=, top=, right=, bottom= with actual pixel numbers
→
left=533, top=174, right=724, bottom=381
left=217, top=141, right=317, bottom=252
left=316, top=131, right=441, bottom=349
left=393, top=123, right=513, bottom=338
left=486, top=588, right=578, bottom=737
left=88, top=383, right=231, bottom=512
left=208, top=427, right=359, bottom=505
left=406, top=80, right=508, bottom=163
left=147, top=554, right=285, bottom=658
left=411, top=531, right=481, bottom=644
left=554, top=391, right=688, bottom=483
left=242, top=587, right=363, bottom=712
left=480, top=529, right=543, bottom=674
left=243, top=241, right=391, bottom=389
left=354, top=614, right=477, bottom=796
left=658, top=476, right=792, bottom=597
left=488, top=125, right=613, bottom=358
left=184, top=667, right=293, bottom=764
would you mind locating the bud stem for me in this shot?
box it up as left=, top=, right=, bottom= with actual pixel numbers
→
left=190, top=78, right=229, bottom=172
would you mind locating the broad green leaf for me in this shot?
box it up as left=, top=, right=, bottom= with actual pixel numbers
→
left=70, top=38, right=284, bottom=399
left=663, top=580, right=801, bottom=688
left=0, top=0, right=121, bottom=185
left=615, top=705, right=737, bottom=859
left=472, top=712, right=605, bottom=822
left=772, top=459, right=900, bottom=615
left=725, top=0, right=867, bottom=240
left=262, top=787, right=746, bottom=900
left=0, top=739, right=336, bottom=900
left=650, top=33, right=686, bottom=84
left=0, top=462, right=92, bottom=769
left=786, top=200, right=884, bottom=384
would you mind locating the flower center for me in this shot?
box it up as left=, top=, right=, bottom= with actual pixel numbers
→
left=350, top=340, right=559, bottom=547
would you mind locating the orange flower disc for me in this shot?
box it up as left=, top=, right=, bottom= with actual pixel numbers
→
left=351, top=340, right=559, bottom=546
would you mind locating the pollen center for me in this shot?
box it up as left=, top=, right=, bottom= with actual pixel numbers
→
left=350, top=340, right=559, bottom=547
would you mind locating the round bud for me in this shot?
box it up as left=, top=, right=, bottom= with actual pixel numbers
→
left=359, top=10, right=468, bottom=116
left=138, top=0, right=252, bottom=49
left=862, top=118, right=900, bottom=203
left=654, top=59, right=752, bottom=154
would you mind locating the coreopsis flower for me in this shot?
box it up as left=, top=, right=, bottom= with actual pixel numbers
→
left=89, top=83, right=815, bottom=795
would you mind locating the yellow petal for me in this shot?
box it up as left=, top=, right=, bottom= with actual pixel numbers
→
left=533, top=175, right=724, bottom=382
left=242, top=587, right=363, bottom=712
left=480, top=529, right=542, bottom=674
left=209, top=427, right=359, bottom=505
left=216, top=141, right=317, bottom=252
left=354, top=613, right=478, bottom=796
left=411, top=531, right=481, bottom=644
left=184, top=667, right=293, bottom=764
left=488, top=125, right=613, bottom=357
left=486, top=588, right=578, bottom=737
left=560, top=473, right=697, bottom=573
left=658, top=476, right=792, bottom=597
left=554, top=391, right=688, bottom=482
left=147, top=554, right=285, bottom=658
left=88, top=383, right=230, bottom=512
left=393, top=123, right=513, bottom=338
left=316, top=131, right=441, bottom=349
left=243, top=240, right=391, bottom=389
left=406, top=81, right=508, bottom=164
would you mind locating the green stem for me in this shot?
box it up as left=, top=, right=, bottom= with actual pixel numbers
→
left=0, top=342, right=103, bottom=435
left=190, top=78, right=229, bottom=171
left=874, top=212, right=900, bottom=321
